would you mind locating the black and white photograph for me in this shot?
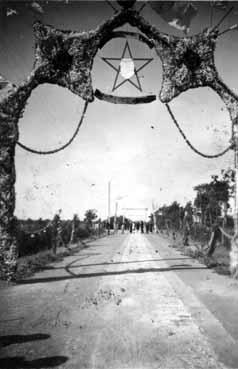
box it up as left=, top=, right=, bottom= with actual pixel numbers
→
left=1, top=0, right=238, bottom=368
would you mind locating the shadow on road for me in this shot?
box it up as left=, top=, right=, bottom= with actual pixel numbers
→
left=0, top=334, right=50, bottom=347
left=17, top=264, right=208, bottom=285
left=41, top=257, right=193, bottom=271
left=65, top=257, right=194, bottom=271
left=0, top=356, right=68, bottom=368
left=41, top=252, right=102, bottom=270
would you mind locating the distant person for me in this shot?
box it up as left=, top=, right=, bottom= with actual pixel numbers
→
left=140, top=221, right=144, bottom=233
left=107, top=221, right=110, bottom=235
left=129, top=222, right=133, bottom=233
left=146, top=223, right=149, bottom=233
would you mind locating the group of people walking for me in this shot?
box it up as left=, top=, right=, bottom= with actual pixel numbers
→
left=129, top=221, right=154, bottom=234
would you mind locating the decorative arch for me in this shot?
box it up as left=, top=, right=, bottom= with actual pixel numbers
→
left=1, top=6, right=238, bottom=279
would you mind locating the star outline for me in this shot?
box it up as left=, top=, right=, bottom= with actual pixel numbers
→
left=102, top=40, right=153, bottom=92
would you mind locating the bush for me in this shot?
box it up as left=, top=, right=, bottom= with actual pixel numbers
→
left=74, top=224, right=91, bottom=239
left=16, top=218, right=97, bottom=258
left=61, top=220, right=72, bottom=244
left=190, top=223, right=210, bottom=245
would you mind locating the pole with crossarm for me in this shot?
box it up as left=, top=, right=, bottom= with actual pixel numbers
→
left=122, top=208, right=148, bottom=222
left=152, top=201, right=158, bottom=233
left=113, top=201, right=118, bottom=233
left=107, top=181, right=111, bottom=235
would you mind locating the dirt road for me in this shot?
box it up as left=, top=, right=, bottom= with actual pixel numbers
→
left=1, top=233, right=238, bottom=369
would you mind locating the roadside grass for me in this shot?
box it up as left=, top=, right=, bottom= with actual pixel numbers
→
left=15, top=235, right=104, bottom=280
left=163, top=231, right=231, bottom=276
left=14, top=232, right=107, bottom=281
left=15, top=243, right=84, bottom=280
left=15, top=232, right=108, bottom=281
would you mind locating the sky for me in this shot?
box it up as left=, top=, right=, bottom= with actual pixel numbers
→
left=1, top=0, right=238, bottom=221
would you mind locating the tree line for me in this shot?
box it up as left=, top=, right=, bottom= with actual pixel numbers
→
left=17, top=209, right=106, bottom=257
left=154, top=169, right=235, bottom=247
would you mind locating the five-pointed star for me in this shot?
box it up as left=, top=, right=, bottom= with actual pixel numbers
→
left=102, top=40, right=153, bottom=92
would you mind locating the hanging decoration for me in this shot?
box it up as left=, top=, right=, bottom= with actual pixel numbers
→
left=102, top=40, right=153, bottom=92
left=16, top=101, right=88, bottom=155
left=165, top=103, right=233, bottom=159
left=0, top=6, right=236, bottom=114
left=120, top=57, right=134, bottom=79
left=95, top=89, right=156, bottom=104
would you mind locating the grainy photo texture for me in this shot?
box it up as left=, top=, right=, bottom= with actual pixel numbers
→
left=1, top=1, right=238, bottom=368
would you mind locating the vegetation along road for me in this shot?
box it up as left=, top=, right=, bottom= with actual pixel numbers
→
left=1, top=233, right=238, bottom=369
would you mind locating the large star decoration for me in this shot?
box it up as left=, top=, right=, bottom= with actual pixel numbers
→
left=1, top=8, right=238, bottom=127
left=152, top=27, right=238, bottom=124
left=154, top=28, right=220, bottom=103
left=32, top=21, right=101, bottom=102
left=102, top=40, right=153, bottom=92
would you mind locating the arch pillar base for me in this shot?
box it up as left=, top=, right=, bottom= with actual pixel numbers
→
left=0, top=104, right=19, bottom=281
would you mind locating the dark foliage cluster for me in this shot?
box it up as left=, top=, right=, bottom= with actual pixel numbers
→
left=16, top=217, right=94, bottom=257
left=155, top=169, right=235, bottom=248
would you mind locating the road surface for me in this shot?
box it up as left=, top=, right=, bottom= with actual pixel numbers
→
left=1, top=233, right=238, bottom=369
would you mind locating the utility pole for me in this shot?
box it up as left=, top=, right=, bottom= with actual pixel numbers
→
left=152, top=201, right=158, bottom=233
left=114, top=201, right=118, bottom=233
left=108, top=180, right=111, bottom=235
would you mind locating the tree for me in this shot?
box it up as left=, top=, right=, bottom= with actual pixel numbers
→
left=84, top=209, right=97, bottom=227
left=194, top=183, right=211, bottom=225
left=220, top=168, right=235, bottom=212
left=194, top=173, right=231, bottom=227
left=157, top=201, right=183, bottom=231
left=184, top=201, right=193, bottom=227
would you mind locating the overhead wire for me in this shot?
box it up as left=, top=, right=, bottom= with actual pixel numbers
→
left=105, top=0, right=117, bottom=13
left=211, top=6, right=234, bottom=31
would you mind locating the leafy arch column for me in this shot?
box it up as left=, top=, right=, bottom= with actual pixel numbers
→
left=0, top=79, right=39, bottom=280
left=0, top=12, right=102, bottom=280
left=0, top=103, right=18, bottom=280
